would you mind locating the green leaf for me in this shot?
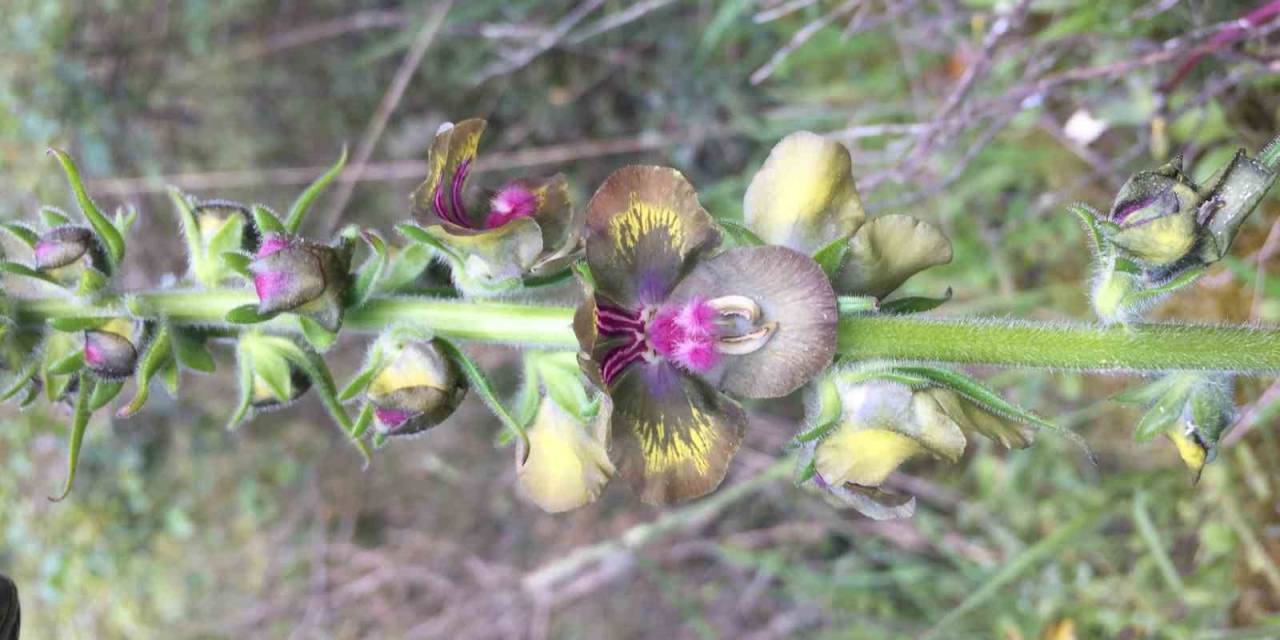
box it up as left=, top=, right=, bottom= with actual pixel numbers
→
left=50, top=372, right=94, bottom=502
left=396, top=223, right=462, bottom=264
left=49, top=317, right=107, bottom=332
left=39, top=206, right=72, bottom=228
left=251, top=204, right=286, bottom=236
left=48, top=350, right=85, bottom=376
left=813, top=236, right=848, bottom=279
left=717, top=220, right=765, bottom=248
left=119, top=325, right=173, bottom=418
left=350, top=230, right=388, bottom=307
left=881, top=288, right=954, bottom=314
left=0, top=361, right=39, bottom=402
left=286, top=146, right=347, bottom=233
left=437, top=340, right=526, bottom=448
left=220, top=252, right=253, bottom=278
left=1122, top=265, right=1208, bottom=307
left=298, top=315, right=338, bottom=352
left=0, top=222, right=39, bottom=248
left=89, top=379, right=124, bottom=411
left=172, top=329, right=216, bottom=373
left=225, top=304, right=275, bottom=324
left=49, top=149, right=125, bottom=269
left=0, top=261, right=63, bottom=287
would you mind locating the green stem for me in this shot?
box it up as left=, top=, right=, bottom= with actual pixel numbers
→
left=9, top=292, right=1280, bottom=375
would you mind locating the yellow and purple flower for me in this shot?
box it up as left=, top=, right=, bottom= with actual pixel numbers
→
left=410, top=119, right=582, bottom=294
left=575, top=165, right=838, bottom=505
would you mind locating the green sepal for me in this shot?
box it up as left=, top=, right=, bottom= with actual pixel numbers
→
left=49, top=317, right=108, bottom=332
left=246, top=339, right=292, bottom=403
left=89, top=378, right=124, bottom=411
left=372, top=432, right=388, bottom=449
left=48, top=350, right=85, bottom=376
left=50, top=371, right=94, bottom=502
left=396, top=223, right=462, bottom=264
left=794, top=458, right=818, bottom=485
left=528, top=351, right=591, bottom=418
left=227, top=341, right=254, bottom=431
left=437, top=340, right=527, bottom=449
left=298, top=315, right=338, bottom=352
left=1, top=261, right=63, bottom=287
left=1133, top=401, right=1182, bottom=442
left=0, top=361, right=39, bottom=402
left=168, top=187, right=203, bottom=268
left=338, top=344, right=386, bottom=402
left=351, top=403, right=374, bottom=441
left=115, top=207, right=138, bottom=236
left=220, top=252, right=253, bottom=278
left=0, top=222, right=39, bottom=248
left=161, top=358, right=180, bottom=394
left=717, top=220, right=765, bottom=248
left=1069, top=202, right=1106, bottom=256
left=272, top=338, right=370, bottom=465
left=118, top=325, right=173, bottom=418
left=172, top=329, right=216, bottom=373
left=251, top=205, right=286, bottom=236
left=350, top=230, right=388, bottom=307
left=225, top=304, right=277, bottom=324
left=795, top=377, right=843, bottom=443
left=39, top=206, right=72, bottom=228
left=812, top=236, right=848, bottom=279
left=1121, top=266, right=1207, bottom=308
left=285, top=146, right=347, bottom=233
left=376, top=243, right=434, bottom=294
left=836, top=296, right=879, bottom=315
left=49, top=149, right=125, bottom=270
left=521, top=267, right=575, bottom=289
left=881, top=288, right=954, bottom=314
left=75, top=267, right=109, bottom=297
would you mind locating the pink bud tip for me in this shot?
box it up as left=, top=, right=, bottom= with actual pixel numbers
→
left=84, top=343, right=103, bottom=366
left=375, top=407, right=417, bottom=429
left=253, top=271, right=291, bottom=301
left=482, top=184, right=539, bottom=229
left=34, top=241, right=58, bottom=263
left=257, top=234, right=290, bottom=258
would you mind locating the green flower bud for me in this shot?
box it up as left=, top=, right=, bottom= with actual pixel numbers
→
left=1103, top=157, right=1203, bottom=268
left=1121, top=373, right=1235, bottom=475
left=34, top=226, right=107, bottom=282
left=366, top=338, right=467, bottom=436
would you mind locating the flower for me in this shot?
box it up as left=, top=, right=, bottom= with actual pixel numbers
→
left=365, top=338, right=467, bottom=436
left=576, top=165, right=838, bottom=505
left=33, top=226, right=107, bottom=279
left=743, top=131, right=952, bottom=298
left=248, top=232, right=352, bottom=332
left=410, top=119, right=582, bottom=294
left=83, top=318, right=139, bottom=380
left=798, top=369, right=1034, bottom=519
left=517, top=395, right=614, bottom=513
left=1118, top=373, right=1235, bottom=475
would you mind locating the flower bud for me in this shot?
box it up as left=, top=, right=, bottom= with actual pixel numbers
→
left=34, top=226, right=104, bottom=272
left=366, top=339, right=467, bottom=436
left=83, top=319, right=138, bottom=379
left=517, top=396, right=614, bottom=513
left=1121, top=373, right=1235, bottom=475
left=194, top=200, right=257, bottom=252
left=248, top=233, right=352, bottom=332
left=1102, top=158, right=1202, bottom=268
left=251, top=365, right=312, bottom=410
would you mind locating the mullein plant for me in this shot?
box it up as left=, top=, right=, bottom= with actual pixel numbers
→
left=1, top=120, right=1279, bottom=518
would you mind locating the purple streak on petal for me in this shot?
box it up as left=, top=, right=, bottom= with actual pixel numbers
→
left=257, top=234, right=289, bottom=258
left=375, top=407, right=418, bottom=430
left=596, top=306, right=644, bottom=335
left=433, top=181, right=453, bottom=224
left=254, top=271, right=290, bottom=302
left=450, top=159, right=472, bottom=228
left=601, top=339, right=646, bottom=386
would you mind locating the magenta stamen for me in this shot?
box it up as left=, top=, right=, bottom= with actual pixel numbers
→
left=648, top=298, right=719, bottom=373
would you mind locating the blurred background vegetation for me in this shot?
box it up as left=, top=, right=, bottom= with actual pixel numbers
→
left=2, top=0, right=1280, bottom=637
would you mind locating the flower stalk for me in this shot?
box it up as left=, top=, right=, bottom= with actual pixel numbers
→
left=9, top=293, right=1280, bottom=374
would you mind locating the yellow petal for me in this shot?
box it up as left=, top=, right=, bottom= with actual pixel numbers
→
left=836, top=215, right=952, bottom=298
left=815, top=426, right=923, bottom=488
left=518, top=399, right=615, bottom=513
left=744, top=131, right=866, bottom=254
left=1167, top=427, right=1207, bottom=473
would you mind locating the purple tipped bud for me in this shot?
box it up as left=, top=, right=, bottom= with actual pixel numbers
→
left=366, top=340, right=467, bottom=436
left=248, top=233, right=352, bottom=331
left=84, top=322, right=138, bottom=379
left=34, top=226, right=101, bottom=271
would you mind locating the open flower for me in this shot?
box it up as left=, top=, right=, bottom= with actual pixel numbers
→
left=743, top=131, right=952, bottom=298
left=83, top=318, right=139, bottom=380
left=364, top=338, right=467, bottom=436
left=410, top=118, right=582, bottom=294
left=517, top=395, right=614, bottom=513
left=576, top=165, right=838, bottom=505
left=248, top=233, right=352, bottom=332
left=798, top=369, right=1034, bottom=519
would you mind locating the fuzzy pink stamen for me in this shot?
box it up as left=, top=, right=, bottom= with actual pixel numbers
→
left=483, top=184, right=539, bottom=229
left=649, top=298, right=719, bottom=373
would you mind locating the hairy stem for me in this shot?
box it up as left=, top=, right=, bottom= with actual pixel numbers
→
left=10, top=292, right=1280, bottom=375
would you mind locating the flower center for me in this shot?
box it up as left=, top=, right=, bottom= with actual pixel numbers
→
left=595, top=296, right=777, bottom=385
left=483, top=183, right=539, bottom=229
